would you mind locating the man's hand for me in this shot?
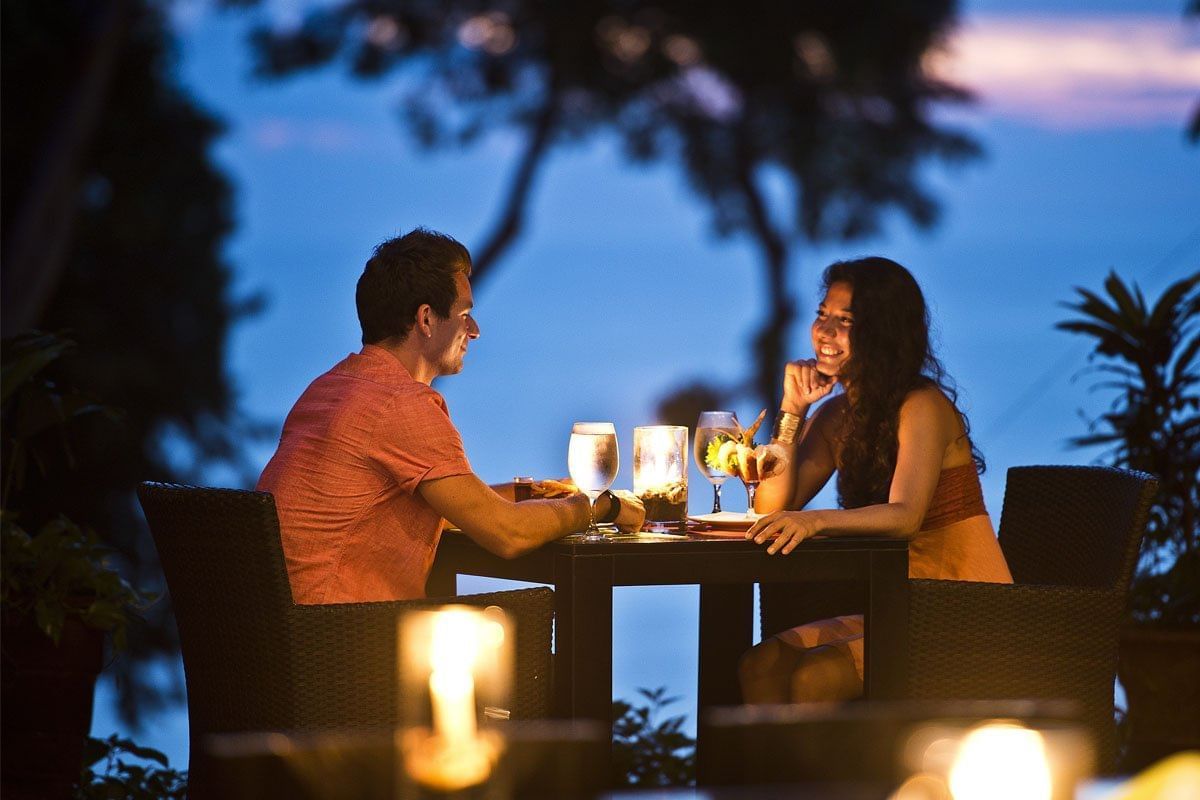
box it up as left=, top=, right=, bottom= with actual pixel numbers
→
left=610, top=490, right=645, bottom=533
left=531, top=477, right=577, bottom=498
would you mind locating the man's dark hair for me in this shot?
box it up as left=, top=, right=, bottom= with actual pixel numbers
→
left=355, top=228, right=472, bottom=345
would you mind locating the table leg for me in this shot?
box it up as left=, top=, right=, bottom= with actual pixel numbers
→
left=552, top=554, right=614, bottom=724
left=695, top=582, right=753, bottom=785
left=426, top=548, right=457, bottom=598
left=864, top=548, right=909, bottom=700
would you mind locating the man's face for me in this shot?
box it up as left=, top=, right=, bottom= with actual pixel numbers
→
left=426, top=272, right=480, bottom=377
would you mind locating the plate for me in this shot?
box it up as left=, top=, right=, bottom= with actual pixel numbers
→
left=688, top=512, right=762, bottom=531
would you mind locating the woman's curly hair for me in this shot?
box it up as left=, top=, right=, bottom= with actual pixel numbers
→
left=823, top=257, right=984, bottom=509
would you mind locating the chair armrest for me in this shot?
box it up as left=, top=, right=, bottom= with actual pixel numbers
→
left=908, top=578, right=1123, bottom=702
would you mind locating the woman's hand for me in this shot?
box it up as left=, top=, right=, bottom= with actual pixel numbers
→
left=781, top=359, right=837, bottom=415
left=747, top=510, right=825, bottom=554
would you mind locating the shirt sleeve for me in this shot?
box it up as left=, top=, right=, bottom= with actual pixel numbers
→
left=371, top=385, right=473, bottom=493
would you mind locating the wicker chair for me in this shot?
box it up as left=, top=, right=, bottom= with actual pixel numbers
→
left=137, top=482, right=554, bottom=794
left=760, top=465, right=1157, bottom=771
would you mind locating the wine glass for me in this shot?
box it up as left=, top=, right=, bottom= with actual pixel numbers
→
left=567, top=422, right=619, bottom=541
left=694, top=411, right=739, bottom=514
left=742, top=476, right=760, bottom=516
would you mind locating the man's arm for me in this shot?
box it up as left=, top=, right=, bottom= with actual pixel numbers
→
left=419, top=473, right=642, bottom=558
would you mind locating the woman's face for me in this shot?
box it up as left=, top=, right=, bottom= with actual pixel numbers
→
left=811, top=281, right=854, bottom=377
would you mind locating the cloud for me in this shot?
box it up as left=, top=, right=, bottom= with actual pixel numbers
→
left=250, top=117, right=369, bottom=152
left=932, top=13, right=1200, bottom=129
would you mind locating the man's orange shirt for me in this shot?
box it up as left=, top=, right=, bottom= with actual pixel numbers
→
left=257, top=345, right=472, bottom=604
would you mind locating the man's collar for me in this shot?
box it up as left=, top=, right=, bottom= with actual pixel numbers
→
left=361, top=342, right=431, bottom=384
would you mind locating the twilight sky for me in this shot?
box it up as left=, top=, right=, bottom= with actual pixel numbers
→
left=95, top=0, right=1198, bottom=765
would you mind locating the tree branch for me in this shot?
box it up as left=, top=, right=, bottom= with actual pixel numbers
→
left=734, top=129, right=793, bottom=422
left=469, top=96, right=560, bottom=288
left=1, top=0, right=132, bottom=336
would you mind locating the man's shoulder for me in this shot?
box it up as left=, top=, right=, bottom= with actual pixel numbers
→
left=304, top=371, right=449, bottom=423
left=313, top=352, right=429, bottom=398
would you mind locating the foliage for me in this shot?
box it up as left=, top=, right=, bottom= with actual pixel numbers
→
left=1057, top=270, right=1200, bottom=628
left=2, top=332, right=116, bottom=501
left=1, top=0, right=259, bottom=720
left=612, top=686, right=696, bottom=787
left=2, top=332, right=150, bottom=649
left=1, top=515, right=146, bottom=650
left=227, top=0, right=978, bottom=417
left=75, top=734, right=188, bottom=800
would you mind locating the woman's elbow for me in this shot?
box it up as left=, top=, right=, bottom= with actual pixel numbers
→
left=893, top=507, right=924, bottom=539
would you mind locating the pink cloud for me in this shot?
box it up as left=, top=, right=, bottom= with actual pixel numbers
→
left=250, top=117, right=367, bottom=152
left=931, top=13, right=1200, bottom=129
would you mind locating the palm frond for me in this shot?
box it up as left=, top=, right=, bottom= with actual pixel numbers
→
left=1104, top=271, right=1148, bottom=325
left=1056, top=321, right=1141, bottom=362
left=1148, top=272, right=1200, bottom=331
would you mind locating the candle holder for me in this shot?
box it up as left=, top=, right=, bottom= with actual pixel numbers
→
left=397, top=606, right=513, bottom=795
left=633, top=425, right=688, bottom=531
left=897, top=718, right=1093, bottom=800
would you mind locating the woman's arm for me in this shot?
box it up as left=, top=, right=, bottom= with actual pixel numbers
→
left=748, top=387, right=955, bottom=554
left=755, top=359, right=841, bottom=513
left=754, top=398, right=840, bottom=513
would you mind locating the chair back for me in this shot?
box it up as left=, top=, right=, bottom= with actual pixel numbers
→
left=998, top=466, right=1157, bottom=591
left=138, top=481, right=555, bottom=785
left=138, top=483, right=303, bottom=737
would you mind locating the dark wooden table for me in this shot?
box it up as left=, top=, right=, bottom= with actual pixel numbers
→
left=428, top=531, right=909, bottom=783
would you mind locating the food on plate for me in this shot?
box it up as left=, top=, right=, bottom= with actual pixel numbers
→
left=532, top=478, right=578, bottom=497
left=703, top=409, right=789, bottom=483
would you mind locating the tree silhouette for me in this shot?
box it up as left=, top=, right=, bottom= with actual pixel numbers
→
left=230, top=0, right=979, bottom=419
left=2, top=0, right=261, bottom=723
left=1058, top=271, right=1200, bottom=626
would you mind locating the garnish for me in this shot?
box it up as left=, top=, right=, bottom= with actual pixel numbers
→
left=703, top=409, right=788, bottom=483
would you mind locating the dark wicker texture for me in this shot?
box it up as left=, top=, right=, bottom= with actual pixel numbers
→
left=758, top=465, right=1157, bottom=772
left=137, top=482, right=554, bottom=790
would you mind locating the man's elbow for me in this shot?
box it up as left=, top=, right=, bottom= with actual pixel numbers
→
left=494, top=538, right=530, bottom=559
left=492, top=520, right=541, bottom=559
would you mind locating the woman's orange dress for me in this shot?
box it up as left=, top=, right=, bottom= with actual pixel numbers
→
left=775, top=463, right=1013, bottom=681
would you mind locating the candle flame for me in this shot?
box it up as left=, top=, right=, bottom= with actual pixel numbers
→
left=948, top=723, right=1052, bottom=800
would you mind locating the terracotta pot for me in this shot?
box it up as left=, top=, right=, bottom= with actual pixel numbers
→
left=1, top=612, right=104, bottom=800
left=1117, top=626, right=1200, bottom=773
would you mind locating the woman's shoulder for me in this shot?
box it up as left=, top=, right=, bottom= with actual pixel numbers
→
left=901, top=382, right=957, bottom=412
left=899, top=383, right=963, bottom=430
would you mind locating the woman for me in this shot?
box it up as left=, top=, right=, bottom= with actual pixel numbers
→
left=739, top=257, right=1012, bottom=704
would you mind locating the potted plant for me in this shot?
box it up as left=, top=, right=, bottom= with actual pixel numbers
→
left=1057, top=270, right=1199, bottom=771
left=1, top=332, right=148, bottom=799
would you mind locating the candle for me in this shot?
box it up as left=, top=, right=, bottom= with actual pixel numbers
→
left=948, top=723, right=1052, bottom=800
left=399, top=606, right=511, bottom=792
left=633, top=425, right=688, bottom=524
left=429, top=609, right=480, bottom=747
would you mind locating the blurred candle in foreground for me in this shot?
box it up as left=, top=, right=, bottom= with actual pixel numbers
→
left=428, top=609, right=480, bottom=748
left=399, top=606, right=511, bottom=792
left=948, top=722, right=1052, bottom=800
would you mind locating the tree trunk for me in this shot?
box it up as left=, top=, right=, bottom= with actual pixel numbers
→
left=735, top=134, right=793, bottom=426
left=0, top=0, right=130, bottom=337
left=470, top=95, right=560, bottom=288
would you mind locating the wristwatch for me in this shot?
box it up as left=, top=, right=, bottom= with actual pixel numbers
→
left=596, top=490, right=621, bottom=524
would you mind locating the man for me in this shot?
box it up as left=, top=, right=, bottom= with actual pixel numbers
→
left=257, top=228, right=644, bottom=604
